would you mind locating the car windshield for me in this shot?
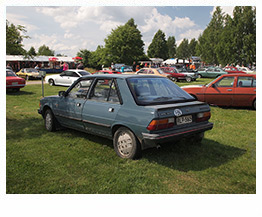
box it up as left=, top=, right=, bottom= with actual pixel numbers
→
left=127, top=77, right=194, bottom=105
left=78, top=71, right=90, bottom=76
left=6, top=70, right=16, bottom=77
left=27, top=69, right=38, bottom=72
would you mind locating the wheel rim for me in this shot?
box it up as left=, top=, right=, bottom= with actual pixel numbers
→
left=117, top=132, right=133, bottom=156
left=49, top=79, right=54, bottom=86
left=45, top=113, right=52, bottom=130
left=186, top=77, right=191, bottom=82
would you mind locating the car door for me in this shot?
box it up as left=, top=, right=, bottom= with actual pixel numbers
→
left=233, top=76, right=256, bottom=107
left=54, top=78, right=94, bottom=130
left=82, top=78, right=122, bottom=138
left=204, top=76, right=236, bottom=106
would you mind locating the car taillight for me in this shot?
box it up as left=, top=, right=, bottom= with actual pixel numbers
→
left=196, top=111, right=211, bottom=122
left=147, top=118, right=175, bottom=131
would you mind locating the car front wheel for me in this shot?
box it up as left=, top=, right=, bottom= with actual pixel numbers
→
left=113, top=127, right=141, bottom=159
left=44, top=109, right=56, bottom=132
left=171, top=77, right=177, bottom=82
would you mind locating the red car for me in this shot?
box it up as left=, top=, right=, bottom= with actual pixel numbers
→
left=94, top=70, right=122, bottom=74
left=224, top=66, right=246, bottom=74
left=160, top=67, right=192, bottom=82
left=182, top=74, right=256, bottom=109
left=6, top=69, right=26, bottom=92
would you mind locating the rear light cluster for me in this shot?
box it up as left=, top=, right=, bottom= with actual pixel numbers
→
left=147, top=111, right=211, bottom=131
left=196, top=111, right=211, bottom=122
left=147, top=118, right=175, bottom=131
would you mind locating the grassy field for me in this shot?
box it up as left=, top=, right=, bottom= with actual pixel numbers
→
left=6, top=78, right=256, bottom=194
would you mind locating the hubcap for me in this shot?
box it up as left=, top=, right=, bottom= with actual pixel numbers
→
left=117, top=132, right=133, bottom=156
left=45, top=113, right=52, bottom=129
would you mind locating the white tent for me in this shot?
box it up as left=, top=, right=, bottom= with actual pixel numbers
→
left=6, top=55, right=75, bottom=62
left=162, top=58, right=190, bottom=65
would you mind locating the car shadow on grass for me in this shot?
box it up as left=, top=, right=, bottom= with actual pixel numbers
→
left=6, top=117, right=246, bottom=172
left=142, top=138, right=246, bottom=172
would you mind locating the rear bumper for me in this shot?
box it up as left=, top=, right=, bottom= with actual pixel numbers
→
left=141, top=122, right=213, bottom=149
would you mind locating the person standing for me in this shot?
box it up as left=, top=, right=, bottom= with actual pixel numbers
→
left=77, top=61, right=84, bottom=70
left=132, top=61, right=136, bottom=72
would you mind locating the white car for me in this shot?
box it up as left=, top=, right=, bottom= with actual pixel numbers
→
left=237, top=67, right=255, bottom=74
left=45, top=69, right=91, bottom=86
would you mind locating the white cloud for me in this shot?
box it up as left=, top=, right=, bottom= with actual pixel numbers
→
left=179, top=29, right=203, bottom=41
left=210, top=6, right=234, bottom=17
left=6, top=13, right=39, bottom=32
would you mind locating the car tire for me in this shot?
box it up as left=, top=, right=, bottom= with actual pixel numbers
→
left=48, top=79, right=55, bottom=86
left=185, top=77, right=192, bottom=82
left=253, top=99, right=256, bottom=110
left=113, top=127, right=141, bottom=159
left=26, top=75, right=29, bottom=81
left=171, top=77, right=177, bottom=82
left=198, top=74, right=202, bottom=79
left=44, top=109, right=57, bottom=132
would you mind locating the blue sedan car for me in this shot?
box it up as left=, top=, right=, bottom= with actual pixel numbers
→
left=38, top=74, right=213, bottom=159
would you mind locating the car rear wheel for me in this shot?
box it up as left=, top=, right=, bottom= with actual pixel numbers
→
left=44, top=109, right=56, bottom=132
left=48, top=79, right=55, bottom=86
left=253, top=99, right=256, bottom=110
left=185, top=76, right=192, bottom=82
left=113, top=127, right=141, bottom=159
left=197, top=74, right=202, bottom=79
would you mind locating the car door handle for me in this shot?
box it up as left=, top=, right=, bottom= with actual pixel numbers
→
left=76, top=103, right=81, bottom=107
left=108, top=107, right=114, bottom=112
left=227, top=89, right=232, bottom=91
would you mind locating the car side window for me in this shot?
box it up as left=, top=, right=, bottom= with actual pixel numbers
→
left=216, top=77, right=235, bottom=87
left=237, top=77, right=255, bottom=87
left=137, top=69, right=146, bottom=74
left=72, top=72, right=79, bottom=77
left=89, top=79, right=120, bottom=104
left=65, top=71, right=74, bottom=77
left=67, top=79, right=93, bottom=99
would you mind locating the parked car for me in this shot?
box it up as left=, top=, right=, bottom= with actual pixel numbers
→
left=136, top=68, right=171, bottom=79
left=177, top=68, right=198, bottom=80
left=114, top=64, right=133, bottom=72
left=182, top=74, right=256, bottom=109
left=94, top=70, right=122, bottom=74
left=196, top=67, right=227, bottom=78
left=223, top=66, right=246, bottom=74
left=45, top=69, right=91, bottom=86
left=6, top=69, right=26, bottom=92
left=38, top=75, right=213, bottom=159
left=160, top=67, right=192, bottom=82
left=237, top=67, right=255, bottom=74
left=16, top=68, right=42, bottom=80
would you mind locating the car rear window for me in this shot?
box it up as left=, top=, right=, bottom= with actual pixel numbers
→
left=127, top=77, right=194, bottom=105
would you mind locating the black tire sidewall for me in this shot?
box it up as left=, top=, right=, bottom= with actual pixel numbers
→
left=49, top=79, right=54, bottom=86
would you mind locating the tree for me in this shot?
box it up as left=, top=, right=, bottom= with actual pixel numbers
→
left=147, top=30, right=168, bottom=59
left=176, top=39, right=190, bottom=59
left=27, top=46, right=37, bottom=57
left=188, top=38, right=197, bottom=57
left=37, top=44, right=55, bottom=56
left=103, top=18, right=145, bottom=65
left=77, top=49, right=92, bottom=67
left=196, top=7, right=225, bottom=64
left=6, top=20, right=29, bottom=55
left=166, top=36, right=176, bottom=58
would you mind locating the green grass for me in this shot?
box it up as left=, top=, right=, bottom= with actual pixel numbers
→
left=6, top=80, right=256, bottom=194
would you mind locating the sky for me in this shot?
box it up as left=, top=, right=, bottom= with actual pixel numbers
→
left=6, top=6, right=235, bottom=57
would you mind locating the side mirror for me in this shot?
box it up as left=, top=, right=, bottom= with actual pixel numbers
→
left=58, top=91, right=66, bottom=97
left=211, top=83, right=216, bottom=88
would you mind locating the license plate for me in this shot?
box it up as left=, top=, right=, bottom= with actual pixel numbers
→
left=176, top=115, right=192, bottom=125
left=12, top=82, right=18, bottom=85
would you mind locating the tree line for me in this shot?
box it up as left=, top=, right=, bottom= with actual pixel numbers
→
left=6, top=6, right=256, bottom=68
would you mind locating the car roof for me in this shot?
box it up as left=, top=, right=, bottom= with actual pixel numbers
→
left=222, top=73, right=255, bottom=77
left=79, top=74, right=162, bottom=80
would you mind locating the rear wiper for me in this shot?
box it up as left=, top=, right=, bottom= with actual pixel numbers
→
left=153, top=96, right=172, bottom=101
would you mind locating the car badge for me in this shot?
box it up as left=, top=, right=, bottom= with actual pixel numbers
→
left=174, top=109, right=183, bottom=117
